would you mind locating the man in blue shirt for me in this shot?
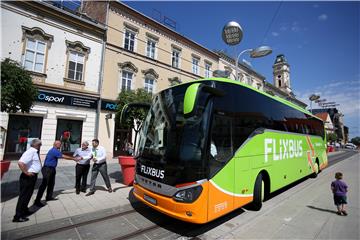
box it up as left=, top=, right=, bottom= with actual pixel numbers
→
left=34, top=140, right=76, bottom=207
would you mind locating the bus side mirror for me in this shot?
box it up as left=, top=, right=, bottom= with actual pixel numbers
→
left=120, top=102, right=151, bottom=125
left=183, top=83, right=225, bottom=118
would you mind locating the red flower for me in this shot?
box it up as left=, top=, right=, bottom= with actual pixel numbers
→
left=19, top=137, right=27, bottom=143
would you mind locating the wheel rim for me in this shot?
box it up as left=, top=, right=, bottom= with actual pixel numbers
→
left=261, top=180, right=265, bottom=202
left=315, top=163, right=319, bottom=174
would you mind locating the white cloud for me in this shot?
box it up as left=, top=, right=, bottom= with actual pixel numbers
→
left=297, top=80, right=360, bottom=137
left=297, top=80, right=360, bottom=117
left=318, top=14, right=328, bottom=21
left=291, top=22, right=301, bottom=32
left=271, top=32, right=279, bottom=37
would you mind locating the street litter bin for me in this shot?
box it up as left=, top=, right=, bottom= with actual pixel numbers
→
left=118, top=156, right=136, bottom=186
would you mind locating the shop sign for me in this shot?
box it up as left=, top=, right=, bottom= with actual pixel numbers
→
left=37, top=91, right=97, bottom=109
left=101, top=100, right=118, bottom=111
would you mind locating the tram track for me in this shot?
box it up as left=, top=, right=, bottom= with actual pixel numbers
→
left=11, top=201, right=172, bottom=240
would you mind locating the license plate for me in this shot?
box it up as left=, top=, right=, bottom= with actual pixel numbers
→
left=144, top=194, right=157, bottom=205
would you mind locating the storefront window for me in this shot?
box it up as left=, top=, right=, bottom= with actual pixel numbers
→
left=5, top=115, right=43, bottom=156
left=56, top=119, right=82, bottom=153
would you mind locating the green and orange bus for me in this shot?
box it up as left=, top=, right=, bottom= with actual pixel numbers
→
left=131, top=78, right=328, bottom=224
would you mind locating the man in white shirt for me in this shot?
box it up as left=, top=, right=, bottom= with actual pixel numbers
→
left=13, top=139, right=42, bottom=222
left=73, top=141, right=92, bottom=194
left=86, top=139, right=112, bottom=196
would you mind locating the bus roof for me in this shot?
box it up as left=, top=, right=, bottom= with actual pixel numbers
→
left=169, top=77, right=322, bottom=121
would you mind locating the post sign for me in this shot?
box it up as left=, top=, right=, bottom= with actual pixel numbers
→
left=37, top=91, right=97, bottom=109
left=222, top=21, right=243, bottom=46
left=101, top=100, right=118, bottom=111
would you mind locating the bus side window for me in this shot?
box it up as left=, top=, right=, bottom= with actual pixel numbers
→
left=209, top=115, right=232, bottom=177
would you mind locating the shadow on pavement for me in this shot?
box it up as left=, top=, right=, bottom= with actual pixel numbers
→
left=128, top=188, right=246, bottom=237
left=307, top=205, right=338, bottom=214
left=109, top=171, right=123, bottom=183
left=1, top=178, right=46, bottom=202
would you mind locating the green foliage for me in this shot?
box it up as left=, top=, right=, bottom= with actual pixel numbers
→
left=351, top=137, right=360, bottom=146
left=1, top=58, right=38, bottom=113
left=116, top=88, right=152, bottom=129
left=326, top=132, right=337, bottom=142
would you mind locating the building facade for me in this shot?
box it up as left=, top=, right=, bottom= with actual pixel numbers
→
left=216, top=51, right=266, bottom=90
left=0, top=1, right=105, bottom=159
left=83, top=1, right=219, bottom=157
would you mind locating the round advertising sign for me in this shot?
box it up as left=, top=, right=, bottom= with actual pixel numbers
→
left=222, top=21, right=243, bottom=46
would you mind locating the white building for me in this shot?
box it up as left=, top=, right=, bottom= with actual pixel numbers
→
left=0, top=1, right=105, bottom=159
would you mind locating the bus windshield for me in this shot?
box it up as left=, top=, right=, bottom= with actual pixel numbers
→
left=136, top=84, right=211, bottom=185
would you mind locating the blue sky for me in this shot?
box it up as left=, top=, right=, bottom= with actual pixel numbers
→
left=124, top=1, right=359, bottom=139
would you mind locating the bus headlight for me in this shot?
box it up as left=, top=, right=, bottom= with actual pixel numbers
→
left=173, top=185, right=202, bottom=203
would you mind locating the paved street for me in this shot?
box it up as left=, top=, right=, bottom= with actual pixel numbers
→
left=1, top=150, right=359, bottom=240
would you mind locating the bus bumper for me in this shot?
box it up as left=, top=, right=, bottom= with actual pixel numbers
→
left=133, top=182, right=208, bottom=224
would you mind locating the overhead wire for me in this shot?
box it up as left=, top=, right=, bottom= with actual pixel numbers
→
left=260, top=1, right=283, bottom=45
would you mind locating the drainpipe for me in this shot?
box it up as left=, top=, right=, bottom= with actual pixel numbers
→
left=94, top=1, right=110, bottom=139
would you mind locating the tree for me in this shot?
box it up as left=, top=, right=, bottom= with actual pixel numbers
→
left=351, top=137, right=360, bottom=146
left=116, top=88, right=152, bottom=152
left=1, top=58, right=38, bottom=113
left=326, top=132, right=337, bottom=143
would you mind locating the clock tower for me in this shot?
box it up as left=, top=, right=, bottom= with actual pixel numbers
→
left=273, top=54, right=292, bottom=94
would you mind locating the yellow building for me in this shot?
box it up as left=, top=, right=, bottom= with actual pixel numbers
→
left=83, top=1, right=219, bottom=157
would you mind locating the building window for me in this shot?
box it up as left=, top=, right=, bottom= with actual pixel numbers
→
left=56, top=119, right=82, bottom=153
left=24, top=38, right=46, bottom=73
left=124, top=29, right=136, bottom=52
left=5, top=115, right=43, bottom=156
left=122, top=71, right=133, bottom=91
left=146, top=39, right=156, bottom=59
left=64, top=40, right=90, bottom=83
left=205, top=63, right=212, bottom=78
left=172, top=49, right=180, bottom=68
left=21, top=26, right=53, bottom=74
left=192, top=58, right=199, bottom=75
left=145, top=77, right=154, bottom=94
left=67, top=51, right=84, bottom=81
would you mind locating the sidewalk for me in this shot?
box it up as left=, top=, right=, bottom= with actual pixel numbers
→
left=1, top=157, right=132, bottom=232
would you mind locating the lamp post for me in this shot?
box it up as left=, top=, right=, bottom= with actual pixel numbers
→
left=235, top=46, right=272, bottom=80
left=309, top=94, right=320, bottom=113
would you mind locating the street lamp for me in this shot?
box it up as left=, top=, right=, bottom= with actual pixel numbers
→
left=235, top=46, right=272, bottom=80
left=222, top=21, right=272, bottom=81
left=309, top=94, right=320, bottom=113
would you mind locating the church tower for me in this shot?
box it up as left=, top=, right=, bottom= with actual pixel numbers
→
left=273, top=54, right=292, bottom=94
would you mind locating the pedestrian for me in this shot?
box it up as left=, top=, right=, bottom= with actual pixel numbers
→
left=86, top=139, right=112, bottom=196
left=127, top=142, right=134, bottom=156
left=34, top=140, right=76, bottom=207
left=73, top=141, right=92, bottom=194
left=331, top=172, right=348, bottom=216
left=13, top=139, right=42, bottom=222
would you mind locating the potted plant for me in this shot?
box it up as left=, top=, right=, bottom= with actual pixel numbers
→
left=116, top=89, right=151, bottom=186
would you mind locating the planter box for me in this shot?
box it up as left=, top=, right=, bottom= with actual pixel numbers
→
left=0, top=160, right=11, bottom=179
left=118, top=156, right=136, bottom=186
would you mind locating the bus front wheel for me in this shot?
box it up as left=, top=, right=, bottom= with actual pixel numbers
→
left=251, top=174, right=264, bottom=211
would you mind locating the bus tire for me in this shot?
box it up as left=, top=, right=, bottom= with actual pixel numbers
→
left=251, top=174, right=264, bottom=211
left=311, top=162, right=320, bottom=178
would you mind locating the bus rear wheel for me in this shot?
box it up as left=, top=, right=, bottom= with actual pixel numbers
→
left=251, top=174, right=264, bottom=211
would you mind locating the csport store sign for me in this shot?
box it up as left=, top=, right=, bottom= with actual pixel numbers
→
left=37, top=91, right=97, bottom=109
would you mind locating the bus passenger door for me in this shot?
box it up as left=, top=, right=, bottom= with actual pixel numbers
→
left=207, top=115, right=235, bottom=221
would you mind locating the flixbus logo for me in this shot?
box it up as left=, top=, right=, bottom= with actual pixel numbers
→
left=264, top=139, right=303, bottom=162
